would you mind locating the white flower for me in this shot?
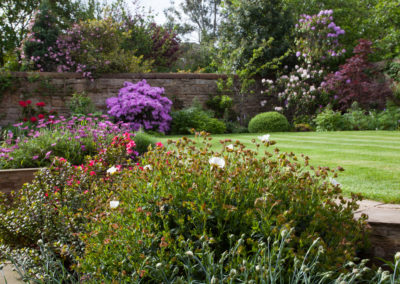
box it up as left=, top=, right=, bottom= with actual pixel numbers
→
left=185, top=250, right=194, bottom=257
left=330, top=178, right=340, bottom=186
left=226, top=144, right=234, bottom=150
left=110, top=200, right=120, bottom=209
left=395, top=252, right=400, bottom=261
left=258, top=134, right=270, bottom=143
left=209, top=157, right=225, bottom=169
left=156, top=263, right=162, bottom=268
left=107, top=166, right=118, bottom=175
left=274, top=106, right=283, bottom=112
left=143, top=165, right=152, bottom=170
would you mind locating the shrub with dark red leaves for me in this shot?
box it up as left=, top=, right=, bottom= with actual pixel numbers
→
left=323, top=39, right=392, bottom=110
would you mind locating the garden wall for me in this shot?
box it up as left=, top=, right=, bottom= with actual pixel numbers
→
left=0, top=72, right=267, bottom=127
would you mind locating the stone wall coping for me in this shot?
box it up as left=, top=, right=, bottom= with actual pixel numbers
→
left=0, top=168, right=42, bottom=173
left=4, top=71, right=232, bottom=80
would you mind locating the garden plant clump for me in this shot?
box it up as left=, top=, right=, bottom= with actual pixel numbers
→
left=1, top=132, right=400, bottom=282
left=0, top=114, right=134, bottom=169
left=107, top=80, right=173, bottom=134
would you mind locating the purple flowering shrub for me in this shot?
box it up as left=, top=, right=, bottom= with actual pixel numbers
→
left=106, top=80, right=172, bottom=133
left=261, top=10, right=345, bottom=118
left=323, top=39, right=393, bottom=110
left=295, top=9, right=346, bottom=64
left=21, top=18, right=152, bottom=79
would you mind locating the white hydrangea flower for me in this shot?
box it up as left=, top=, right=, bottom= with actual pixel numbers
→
left=209, top=157, right=225, bottom=169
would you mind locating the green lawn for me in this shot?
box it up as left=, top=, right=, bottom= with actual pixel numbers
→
left=159, top=131, right=400, bottom=203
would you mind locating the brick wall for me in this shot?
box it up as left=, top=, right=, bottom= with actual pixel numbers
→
left=0, top=72, right=268, bottom=126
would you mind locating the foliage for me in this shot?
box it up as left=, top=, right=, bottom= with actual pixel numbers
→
left=68, top=92, right=97, bottom=116
left=132, top=132, right=156, bottom=155
left=106, top=80, right=173, bottom=133
left=294, top=123, right=314, bottom=132
left=386, top=60, right=400, bottom=82
left=323, top=39, right=393, bottom=110
left=0, top=71, right=13, bottom=102
left=77, top=133, right=367, bottom=282
left=217, top=0, right=293, bottom=77
left=164, top=0, right=221, bottom=44
left=342, top=102, right=378, bottom=130
left=0, top=133, right=138, bottom=281
left=248, top=111, right=290, bottom=133
left=21, top=1, right=60, bottom=72
left=170, top=106, right=226, bottom=134
left=22, top=17, right=152, bottom=77
left=377, top=105, right=400, bottom=130
left=295, top=10, right=346, bottom=65
left=225, top=121, right=249, bottom=133
left=0, top=116, right=132, bottom=169
left=314, top=107, right=349, bottom=131
left=206, top=94, right=234, bottom=119
left=262, top=10, right=345, bottom=119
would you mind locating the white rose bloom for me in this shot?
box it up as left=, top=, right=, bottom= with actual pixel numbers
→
left=143, top=165, right=152, bottom=170
left=209, top=157, right=225, bottom=169
left=107, top=166, right=118, bottom=175
left=258, top=134, right=270, bottom=143
left=110, top=200, right=120, bottom=209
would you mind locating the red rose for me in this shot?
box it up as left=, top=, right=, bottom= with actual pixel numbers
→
left=36, top=102, right=46, bottom=107
left=19, top=101, right=27, bottom=107
left=30, top=116, right=37, bottom=123
left=38, top=114, right=45, bottom=119
left=23, top=118, right=28, bottom=122
left=26, top=100, right=32, bottom=105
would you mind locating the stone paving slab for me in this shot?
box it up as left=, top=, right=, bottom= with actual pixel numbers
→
left=355, top=199, right=400, bottom=224
left=0, top=263, right=23, bottom=284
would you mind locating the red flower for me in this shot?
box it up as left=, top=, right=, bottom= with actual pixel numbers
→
left=38, top=114, right=45, bottom=119
left=26, top=100, right=32, bottom=105
left=36, top=102, right=46, bottom=107
left=23, top=118, right=28, bottom=122
left=19, top=101, right=27, bottom=107
left=89, top=171, right=96, bottom=176
left=30, top=116, right=37, bottom=123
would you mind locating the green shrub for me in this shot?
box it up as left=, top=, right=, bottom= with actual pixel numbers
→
left=377, top=105, right=400, bottom=130
left=294, top=123, right=314, bottom=132
left=225, top=121, right=249, bottom=133
left=68, top=92, right=97, bottom=116
left=314, top=107, right=349, bottom=131
left=206, top=94, right=234, bottom=119
left=78, top=134, right=367, bottom=282
left=248, top=111, right=290, bottom=133
left=343, top=102, right=378, bottom=130
left=133, top=132, right=156, bottom=155
left=170, top=107, right=226, bottom=134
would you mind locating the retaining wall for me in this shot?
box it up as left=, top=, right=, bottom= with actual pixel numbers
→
left=0, top=72, right=268, bottom=126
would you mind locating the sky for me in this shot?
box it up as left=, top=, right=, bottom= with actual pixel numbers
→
left=138, top=0, right=180, bottom=24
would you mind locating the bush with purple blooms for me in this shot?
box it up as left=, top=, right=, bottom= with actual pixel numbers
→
left=295, top=9, right=346, bottom=65
left=106, top=80, right=172, bottom=133
left=261, top=10, right=346, bottom=119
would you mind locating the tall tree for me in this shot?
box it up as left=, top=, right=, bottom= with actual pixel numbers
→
left=164, top=0, right=221, bottom=43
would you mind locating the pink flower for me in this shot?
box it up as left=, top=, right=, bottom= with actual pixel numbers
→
left=155, top=142, right=164, bottom=147
left=89, top=171, right=96, bottom=176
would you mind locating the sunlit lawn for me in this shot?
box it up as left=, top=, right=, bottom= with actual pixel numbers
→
left=159, top=131, right=400, bottom=203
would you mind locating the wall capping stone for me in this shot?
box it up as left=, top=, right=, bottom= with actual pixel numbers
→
left=6, top=71, right=231, bottom=80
